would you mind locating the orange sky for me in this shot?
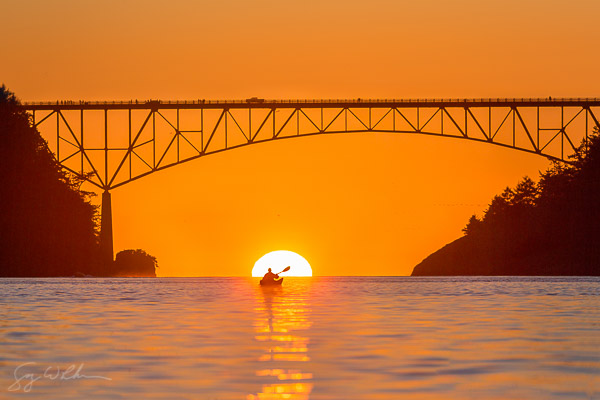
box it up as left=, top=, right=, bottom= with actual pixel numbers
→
left=3, top=0, right=599, bottom=276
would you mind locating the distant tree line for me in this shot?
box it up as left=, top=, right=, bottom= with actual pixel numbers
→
left=413, top=128, right=600, bottom=276
left=0, top=86, right=157, bottom=277
left=0, top=86, right=100, bottom=276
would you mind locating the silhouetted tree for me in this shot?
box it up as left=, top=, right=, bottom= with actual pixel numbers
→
left=462, top=214, right=483, bottom=235
left=0, top=85, right=100, bottom=276
left=483, top=187, right=513, bottom=224
left=511, top=176, right=538, bottom=207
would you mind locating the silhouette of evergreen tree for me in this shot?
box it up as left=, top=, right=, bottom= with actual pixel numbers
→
left=0, top=85, right=100, bottom=276
left=413, top=128, right=600, bottom=276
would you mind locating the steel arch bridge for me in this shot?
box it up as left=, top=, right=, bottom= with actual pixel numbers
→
left=23, top=98, right=600, bottom=191
left=20, top=97, right=600, bottom=262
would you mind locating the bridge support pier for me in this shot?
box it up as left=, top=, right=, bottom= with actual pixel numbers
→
left=100, top=190, right=114, bottom=266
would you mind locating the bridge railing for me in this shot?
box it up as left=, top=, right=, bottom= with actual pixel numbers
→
left=21, top=97, right=600, bottom=107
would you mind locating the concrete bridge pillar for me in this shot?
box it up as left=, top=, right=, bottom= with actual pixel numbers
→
left=100, top=190, right=114, bottom=265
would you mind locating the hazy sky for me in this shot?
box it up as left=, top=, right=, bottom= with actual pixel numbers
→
left=3, top=0, right=599, bottom=276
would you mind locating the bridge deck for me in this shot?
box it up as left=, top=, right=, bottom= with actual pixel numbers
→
left=21, top=98, right=600, bottom=110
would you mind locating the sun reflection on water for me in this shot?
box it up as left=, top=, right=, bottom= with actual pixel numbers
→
left=247, top=282, right=314, bottom=400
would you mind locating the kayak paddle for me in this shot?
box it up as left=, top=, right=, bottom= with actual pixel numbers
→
left=277, top=266, right=291, bottom=275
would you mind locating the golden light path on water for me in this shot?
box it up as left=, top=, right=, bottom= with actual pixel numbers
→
left=248, top=282, right=313, bottom=399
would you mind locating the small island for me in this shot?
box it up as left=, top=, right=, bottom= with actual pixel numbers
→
left=412, top=129, right=600, bottom=276
left=111, top=249, right=158, bottom=277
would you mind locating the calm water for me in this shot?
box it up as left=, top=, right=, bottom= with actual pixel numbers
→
left=1, top=277, right=599, bottom=399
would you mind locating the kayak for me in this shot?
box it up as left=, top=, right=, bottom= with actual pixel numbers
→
left=260, top=278, right=283, bottom=286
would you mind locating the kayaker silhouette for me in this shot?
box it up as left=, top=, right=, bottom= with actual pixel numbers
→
left=259, top=266, right=290, bottom=286
left=262, top=268, right=279, bottom=283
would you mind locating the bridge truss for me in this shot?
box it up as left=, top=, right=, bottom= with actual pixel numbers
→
left=20, top=98, right=600, bottom=263
left=23, top=98, right=600, bottom=191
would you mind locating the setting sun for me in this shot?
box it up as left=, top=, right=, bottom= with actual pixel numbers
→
left=252, top=250, right=313, bottom=277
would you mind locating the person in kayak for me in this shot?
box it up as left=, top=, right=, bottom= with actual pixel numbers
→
left=262, top=268, right=280, bottom=283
